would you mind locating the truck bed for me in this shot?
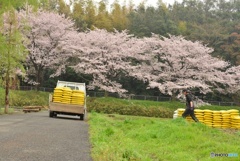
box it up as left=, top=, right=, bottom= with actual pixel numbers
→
left=49, top=102, right=85, bottom=114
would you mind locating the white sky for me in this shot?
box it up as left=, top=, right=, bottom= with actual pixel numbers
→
left=106, top=0, right=183, bottom=7
left=66, top=0, right=183, bottom=7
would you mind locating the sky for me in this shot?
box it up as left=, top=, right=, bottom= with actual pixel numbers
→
left=106, top=0, right=183, bottom=7
left=66, top=0, right=183, bottom=8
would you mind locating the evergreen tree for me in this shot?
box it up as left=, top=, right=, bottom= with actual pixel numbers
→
left=84, top=0, right=96, bottom=30
left=111, top=0, right=129, bottom=31
left=58, top=0, right=71, bottom=17
left=94, top=0, right=113, bottom=31
left=0, top=8, right=27, bottom=113
left=72, top=0, right=87, bottom=31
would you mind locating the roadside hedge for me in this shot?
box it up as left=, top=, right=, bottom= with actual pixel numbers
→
left=87, top=98, right=174, bottom=118
left=0, top=88, right=49, bottom=107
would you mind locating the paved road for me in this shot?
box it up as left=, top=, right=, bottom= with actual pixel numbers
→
left=0, top=111, right=92, bottom=161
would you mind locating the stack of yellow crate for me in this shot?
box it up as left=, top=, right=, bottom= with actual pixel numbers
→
left=71, top=90, right=85, bottom=105
left=194, top=109, right=204, bottom=123
left=230, top=110, right=240, bottom=129
left=229, top=109, right=240, bottom=117
left=177, top=108, right=185, bottom=117
left=53, top=87, right=63, bottom=103
left=186, top=116, right=194, bottom=122
left=231, top=116, right=240, bottom=129
left=176, top=109, right=202, bottom=122
left=212, top=111, right=222, bottom=128
left=61, top=87, right=72, bottom=104
left=176, top=108, right=240, bottom=129
left=221, top=110, right=231, bottom=129
left=203, top=110, right=213, bottom=127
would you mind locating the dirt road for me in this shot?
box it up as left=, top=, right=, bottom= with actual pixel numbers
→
left=0, top=111, right=92, bottom=161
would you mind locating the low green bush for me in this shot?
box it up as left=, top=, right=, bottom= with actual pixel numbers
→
left=87, top=97, right=175, bottom=118
left=87, top=97, right=240, bottom=118
left=199, top=105, right=240, bottom=111
left=0, top=88, right=49, bottom=107
left=9, top=90, right=49, bottom=107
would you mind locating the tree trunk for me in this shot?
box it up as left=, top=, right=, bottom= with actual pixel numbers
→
left=5, top=20, right=12, bottom=114
left=5, top=42, right=10, bottom=114
left=5, top=73, right=9, bottom=114
left=171, top=93, right=177, bottom=101
left=36, top=68, right=42, bottom=91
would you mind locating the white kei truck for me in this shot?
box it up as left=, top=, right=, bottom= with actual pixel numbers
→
left=49, top=81, right=87, bottom=120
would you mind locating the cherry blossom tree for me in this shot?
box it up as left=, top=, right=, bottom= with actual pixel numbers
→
left=18, top=8, right=79, bottom=88
left=17, top=7, right=240, bottom=96
left=225, top=65, right=240, bottom=92
left=130, top=34, right=240, bottom=96
left=69, top=29, right=147, bottom=95
left=52, top=29, right=240, bottom=96
left=19, top=8, right=145, bottom=94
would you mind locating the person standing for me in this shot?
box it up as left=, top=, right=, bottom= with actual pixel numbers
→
left=182, top=89, right=199, bottom=122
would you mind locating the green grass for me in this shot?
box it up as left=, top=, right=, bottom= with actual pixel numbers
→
left=200, top=105, right=240, bottom=111
left=0, top=87, right=49, bottom=107
left=88, top=97, right=240, bottom=111
left=89, top=113, right=240, bottom=161
left=0, top=108, right=14, bottom=114
left=88, top=97, right=184, bottom=109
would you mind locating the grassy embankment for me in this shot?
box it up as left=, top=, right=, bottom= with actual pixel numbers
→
left=0, top=87, right=49, bottom=114
left=88, top=97, right=240, bottom=118
left=89, top=113, right=240, bottom=161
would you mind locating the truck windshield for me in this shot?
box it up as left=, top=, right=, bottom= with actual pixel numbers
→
left=64, top=85, right=79, bottom=90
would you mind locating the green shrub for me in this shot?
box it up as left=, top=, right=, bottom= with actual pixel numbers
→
left=87, top=98, right=174, bottom=118
left=0, top=88, right=5, bottom=106
left=199, top=105, right=240, bottom=111
left=87, top=97, right=240, bottom=118
left=9, top=90, right=49, bottom=107
left=0, top=88, right=49, bottom=107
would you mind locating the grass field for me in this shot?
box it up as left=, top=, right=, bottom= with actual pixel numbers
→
left=89, top=112, right=240, bottom=161
left=0, top=108, right=14, bottom=114
left=0, top=87, right=49, bottom=107
left=89, top=97, right=240, bottom=111
left=89, top=97, right=184, bottom=109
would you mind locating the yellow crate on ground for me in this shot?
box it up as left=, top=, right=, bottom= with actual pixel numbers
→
left=175, top=108, right=240, bottom=130
left=231, top=116, right=240, bottom=129
left=202, top=110, right=213, bottom=126
left=177, top=108, right=185, bottom=117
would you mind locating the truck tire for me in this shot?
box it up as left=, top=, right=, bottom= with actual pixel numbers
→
left=49, top=111, right=54, bottom=117
left=53, top=112, right=57, bottom=117
left=80, top=114, right=84, bottom=120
